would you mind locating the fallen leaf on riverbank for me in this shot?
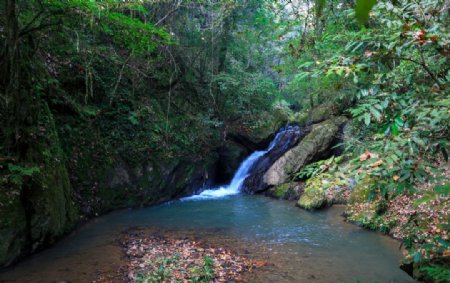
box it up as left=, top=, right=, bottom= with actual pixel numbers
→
left=253, top=261, right=267, bottom=267
left=369, top=159, right=383, bottom=167
left=359, top=151, right=379, bottom=161
left=114, top=230, right=253, bottom=282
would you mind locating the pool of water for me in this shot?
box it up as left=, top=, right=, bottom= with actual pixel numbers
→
left=0, top=195, right=414, bottom=283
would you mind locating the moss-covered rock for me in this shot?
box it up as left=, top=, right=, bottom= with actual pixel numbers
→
left=272, top=183, right=291, bottom=199
left=288, top=112, right=308, bottom=126
left=0, top=189, right=27, bottom=266
left=298, top=185, right=326, bottom=210
left=268, top=182, right=304, bottom=200
left=345, top=179, right=378, bottom=225
left=306, top=103, right=341, bottom=124
left=261, top=116, right=348, bottom=189
left=0, top=103, right=77, bottom=267
left=297, top=173, right=348, bottom=210
left=95, top=158, right=216, bottom=213
left=344, top=178, right=394, bottom=233
left=348, top=178, right=374, bottom=204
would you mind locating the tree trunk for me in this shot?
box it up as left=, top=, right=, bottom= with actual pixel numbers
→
left=2, top=0, right=21, bottom=154
left=4, top=0, right=19, bottom=97
left=3, top=0, right=35, bottom=159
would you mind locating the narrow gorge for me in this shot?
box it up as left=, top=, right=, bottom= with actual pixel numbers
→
left=1, top=0, right=448, bottom=282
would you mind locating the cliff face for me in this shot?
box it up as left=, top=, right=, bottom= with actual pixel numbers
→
left=0, top=104, right=77, bottom=267
left=0, top=103, right=217, bottom=268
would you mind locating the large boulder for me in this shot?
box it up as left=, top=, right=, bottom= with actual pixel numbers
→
left=297, top=172, right=348, bottom=210
left=242, top=125, right=305, bottom=193
left=244, top=116, right=347, bottom=193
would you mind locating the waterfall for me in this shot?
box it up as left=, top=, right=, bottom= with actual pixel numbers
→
left=181, top=126, right=300, bottom=201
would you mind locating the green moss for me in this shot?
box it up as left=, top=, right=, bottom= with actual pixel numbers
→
left=0, top=186, right=27, bottom=266
left=288, top=112, right=308, bottom=126
left=348, top=178, right=374, bottom=204
left=297, top=175, right=328, bottom=209
left=273, top=183, right=291, bottom=199
left=0, top=103, right=78, bottom=266
left=298, top=185, right=326, bottom=210
left=296, top=173, right=348, bottom=210
left=307, top=103, right=338, bottom=123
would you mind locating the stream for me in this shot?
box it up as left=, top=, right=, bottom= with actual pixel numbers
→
left=0, top=127, right=414, bottom=282
left=0, top=196, right=414, bottom=282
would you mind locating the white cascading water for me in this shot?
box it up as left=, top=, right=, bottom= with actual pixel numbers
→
left=181, top=127, right=289, bottom=201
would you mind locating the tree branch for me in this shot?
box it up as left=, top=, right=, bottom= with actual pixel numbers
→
left=398, top=56, right=441, bottom=86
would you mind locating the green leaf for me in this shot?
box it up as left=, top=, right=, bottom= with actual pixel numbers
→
left=370, top=107, right=382, bottom=121
left=364, top=113, right=371, bottom=126
left=394, top=117, right=404, bottom=127
left=434, top=183, right=450, bottom=196
left=7, top=164, right=40, bottom=176
left=355, top=0, right=377, bottom=24
left=391, top=123, right=399, bottom=136
left=413, top=251, right=423, bottom=263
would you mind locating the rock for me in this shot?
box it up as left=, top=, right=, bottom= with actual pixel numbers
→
left=245, top=106, right=292, bottom=144
left=306, top=103, right=340, bottom=124
left=108, top=164, right=131, bottom=188
left=242, top=125, right=305, bottom=193
left=267, top=182, right=304, bottom=200
left=0, top=104, right=77, bottom=267
left=0, top=193, right=27, bottom=267
left=297, top=172, right=349, bottom=210
left=216, top=143, right=248, bottom=183
left=297, top=185, right=326, bottom=210
left=244, top=116, right=347, bottom=193
left=98, top=159, right=217, bottom=212
left=343, top=178, right=391, bottom=230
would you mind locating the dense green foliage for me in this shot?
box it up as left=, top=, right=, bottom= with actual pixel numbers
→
left=267, top=0, right=449, bottom=280
left=0, top=0, right=281, bottom=211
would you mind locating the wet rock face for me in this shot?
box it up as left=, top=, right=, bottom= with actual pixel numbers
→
left=243, top=125, right=305, bottom=194
left=98, top=159, right=216, bottom=213
left=243, top=117, right=348, bottom=194
left=216, top=143, right=249, bottom=184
